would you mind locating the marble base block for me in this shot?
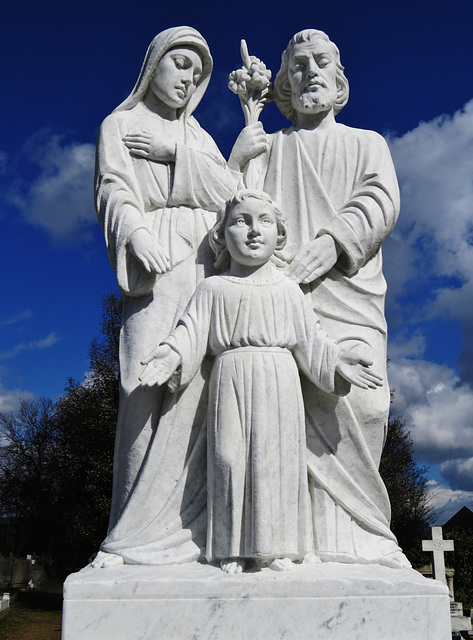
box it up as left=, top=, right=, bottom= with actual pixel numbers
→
left=62, top=562, right=451, bottom=639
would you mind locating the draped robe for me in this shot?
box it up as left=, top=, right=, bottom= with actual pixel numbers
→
left=262, top=124, right=409, bottom=567
left=164, top=273, right=343, bottom=562
left=95, top=94, right=238, bottom=564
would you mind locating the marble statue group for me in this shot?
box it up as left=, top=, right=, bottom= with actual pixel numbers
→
left=93, top=26, right=410, bottom=573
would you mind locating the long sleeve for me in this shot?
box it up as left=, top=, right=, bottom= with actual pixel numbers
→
left=162, top=281, right=213, bottom=388
left=170, top=119, right=240, bottom=210
left=318, top=131, right=400, bottom=276
left=95, top=113, right=240, bottom=298
left=290, top=284, right=349, bottom=396
left=95, top=113, right=158, bottom=297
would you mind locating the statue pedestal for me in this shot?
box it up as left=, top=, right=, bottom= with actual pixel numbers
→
left=62, top=562, right=451, bottom=639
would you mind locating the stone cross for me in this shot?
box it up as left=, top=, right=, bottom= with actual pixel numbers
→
left=422, top=526, right=454, bottom=585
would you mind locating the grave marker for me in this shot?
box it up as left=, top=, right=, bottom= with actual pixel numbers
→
left=422, top=526, right=454, bottom=585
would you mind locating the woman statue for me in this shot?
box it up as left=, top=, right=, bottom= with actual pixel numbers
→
left=93, top=27, right=240, bottom=566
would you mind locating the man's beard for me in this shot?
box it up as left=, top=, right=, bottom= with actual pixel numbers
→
left=293, top=89, right=333, bottom=114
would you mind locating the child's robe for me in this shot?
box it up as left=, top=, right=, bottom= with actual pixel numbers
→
left=164, top=270, right=345, bottom=560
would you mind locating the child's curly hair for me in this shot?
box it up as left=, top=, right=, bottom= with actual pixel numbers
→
left=209, top=189, right=287, bottom=272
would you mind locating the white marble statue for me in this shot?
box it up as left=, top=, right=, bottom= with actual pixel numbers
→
left=94, top=27, right=243, bottom=567
left=65, top=28, right=451, bottom=640
left=233, top=29, right=409, bottom=568
left=139, top=189, right=383, bottom=574
left=93, top=26, right=408, bottom=571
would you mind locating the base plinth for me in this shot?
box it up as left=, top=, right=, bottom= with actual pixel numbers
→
left=62, top=562, right=451, bottom=639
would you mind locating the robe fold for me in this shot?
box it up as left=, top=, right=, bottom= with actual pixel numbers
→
left=262, top=124, right=409, bottom=567
left=95, top=28, right=239, bottom=563
left=104, top=271, right=346, bottom=563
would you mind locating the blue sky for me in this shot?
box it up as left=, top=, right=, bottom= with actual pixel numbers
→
left=1, top=0, right=473, bottom=523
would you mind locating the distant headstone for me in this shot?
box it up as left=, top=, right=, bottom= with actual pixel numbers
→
left=422, top=526, right=454, bottom=585
left=0, top=593, right=10, bottom=614
left=10, top=558, right=31, bottom=588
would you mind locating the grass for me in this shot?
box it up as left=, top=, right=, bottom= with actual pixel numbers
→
left=0, top=576, right=63, bottom=640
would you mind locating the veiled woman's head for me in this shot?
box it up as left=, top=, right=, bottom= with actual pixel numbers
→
left=114, top=27, right=212, bottom=117
left=147, top=46, right=203, bottom=114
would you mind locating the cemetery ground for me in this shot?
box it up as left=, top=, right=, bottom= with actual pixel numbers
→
left=0, top=575, right=63, bottom=639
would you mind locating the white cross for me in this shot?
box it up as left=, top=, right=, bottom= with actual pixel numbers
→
left=422, top=526, right=454, bottom=585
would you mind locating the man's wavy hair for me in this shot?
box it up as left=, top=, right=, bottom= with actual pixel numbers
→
left=209, top=190, right=287, bottom=272
left=273, top=29, right=349, bottom=124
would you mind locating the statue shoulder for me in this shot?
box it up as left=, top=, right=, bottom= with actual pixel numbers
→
left=184, top=114, right=218, bottom=140
left=336, top=123, right=389, bottom=150
left=268, top=126, right=293, bottom=140
left=194, top=275, right=222, bottom=294
left=99, top=109, right=136, bottom=138
left=281, top=275, right=306, bottom=297
left=266, top=127, right=294, bottom=153
left=101, top=105, right=160, bottom=134
left=184, top=116, right=224, bottom=155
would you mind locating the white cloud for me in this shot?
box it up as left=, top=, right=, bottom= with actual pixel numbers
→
left=440, top=458, right=473, bottom=492
left=389, top=357, right=473, bottom=463
left=384, top=101, right=473, bottom=505
left=0, top=332, right=61, bottom=359
left=388, top=331, right=426, bottom=360
left=0, top=384, right=35, bottom=414
left=389, top=357, right=455, bottom=414
left=432, top=278, right=473, bottom=324
left=381, top=102, right=473, bottom=521
left=427, top=480, right=473, bottom=525
left=410, top=385, right=473, bottom=461
left=384, top=99, right=473, bottom=375
left=388, top=100, right=473, bottom=275
left=12, top=132, right=96, bottom=240
left=0, top=310, right=33, bottom=326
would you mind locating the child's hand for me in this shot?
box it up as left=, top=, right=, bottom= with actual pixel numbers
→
left=139, top=344, right=182, bottom=389
left=336, top=351, right=383, bottom=390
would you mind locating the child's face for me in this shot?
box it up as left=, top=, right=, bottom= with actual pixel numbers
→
left=224, top=199, right=279, bottom=268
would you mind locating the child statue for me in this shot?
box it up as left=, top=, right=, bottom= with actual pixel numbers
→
left=140, top=189, right=382, bottom=573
